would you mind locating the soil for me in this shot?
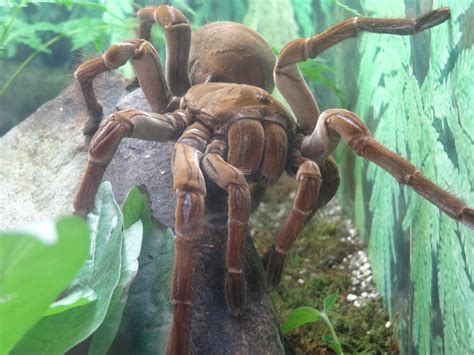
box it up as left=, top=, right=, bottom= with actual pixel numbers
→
left=250, top=174, right=399, bottom=354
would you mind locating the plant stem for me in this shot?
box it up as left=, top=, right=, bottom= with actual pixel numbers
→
left=320, top=312, right=344, bottom=355
left=1, top=0, right=28, bottom=45
left=333, top=0, right=362, bottom=17
left=0, top=34, right=62, bottom=96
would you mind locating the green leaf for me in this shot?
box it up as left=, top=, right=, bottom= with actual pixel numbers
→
left=3, top=20, right=61, bottom=51
left=88, top=220, right=143, bottom=355
left=0, top=217, right=90, bottom=355
left=58, top=18, right=108, bottom=50
left=122, top=185, right=153, bottom=230
left=281, top=306, right=321, bottom=334
left=298, top=60, right=346, bottom=104
left=44, top=288, right=97, bottom=316
left=108, top=186, right=175, bottom=354
left=12, top=182, right=123, bottom=354
left=323, top=291, right=339, bottom=313
left=321, top=334, right=343, bottom=355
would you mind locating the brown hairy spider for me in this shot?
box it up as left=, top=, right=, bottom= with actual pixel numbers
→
left=73, top=5, right=474, bottom=354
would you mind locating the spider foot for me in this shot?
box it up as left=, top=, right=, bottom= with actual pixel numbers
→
left=225, top=271, right=247, bottom=316
left=416, top=7, right=450, bottom=32
left=461, top=207, right=474, bottom=229
left=82, top=119, right=101, bottom=136
left=264, top=246, right=286, bottom=291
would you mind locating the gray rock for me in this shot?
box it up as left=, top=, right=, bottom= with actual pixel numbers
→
left=0, top=72, right=126, bottom=228
left=0, top=73, right=288, bottom=354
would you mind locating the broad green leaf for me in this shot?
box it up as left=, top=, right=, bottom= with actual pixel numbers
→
left=281, top=306, right=321, bottom=334
left=44, top=288, right=97, bottom=316
left=122, top=185, right=153, bottom=230
left=12, top=182, right=123, bottom=354
left=88, top=220, right=143, bottom=355
left=108, top=186, right=174, bottom=354
left=0, top=217, right=89, bottom=355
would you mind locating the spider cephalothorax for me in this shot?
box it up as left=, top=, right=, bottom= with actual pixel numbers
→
left=73, top=5, right=473, bottom=355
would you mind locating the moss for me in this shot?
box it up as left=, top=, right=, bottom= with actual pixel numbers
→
left=250, top=174, right=398, bottom=354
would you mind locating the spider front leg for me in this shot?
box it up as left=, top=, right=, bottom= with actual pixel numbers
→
left=275, top=7, right=450, bottom=133
left=75, top=39, right=173, bottom=135
left=265, top=157, right=322, bottom=290
left=302, top=109, right=474, bottom=229
left=138, top=5, right=191, bottom=95
left=74, top=108, right=187, bottom=215
left=201, top=138, right=251, bottom=316
left=167, top=123, right=210, bottom=355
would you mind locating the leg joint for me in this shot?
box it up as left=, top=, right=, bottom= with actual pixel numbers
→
left=296, top=160, right=322, bottom=181
left=103, top=40, right=145, bottom=69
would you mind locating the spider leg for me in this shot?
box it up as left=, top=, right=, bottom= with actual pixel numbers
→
left=227, top=119, right=265, bottom=178
left=259, top=121, right=288, bottom=184
left=201, top=138, right=251, bottom=316
left=73, top=108, right=188, bottom=216
left=138, top=5, right=191, bottom=95
left=302, top=109, right=474, bottom=229
left=75, top=39, right=172, bottom=135
left=167, top=122, right=210, bottom=355
left=275, top=7, right=450, bottom=134
left=265, top=157, right=322, bottom=290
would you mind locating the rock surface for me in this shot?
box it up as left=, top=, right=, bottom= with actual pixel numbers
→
left=0, top=73, right=287, bottom=354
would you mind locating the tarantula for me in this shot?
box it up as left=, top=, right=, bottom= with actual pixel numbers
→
left=73, top=5, right=473, bottom=354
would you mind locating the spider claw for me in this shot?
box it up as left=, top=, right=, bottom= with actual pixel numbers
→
left=265, top=247, right=286, bottom=291
left=225, top=272, right=247, bottom=316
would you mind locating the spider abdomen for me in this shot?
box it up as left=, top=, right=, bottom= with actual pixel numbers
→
left=189, top=22, right=276, bottom=92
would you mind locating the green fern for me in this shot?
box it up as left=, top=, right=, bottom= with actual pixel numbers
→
left=291, top=0, right=313, bottom=36
left=345, top=0, right=474, bottom=353
left=244, top=0, right=299, bottom=47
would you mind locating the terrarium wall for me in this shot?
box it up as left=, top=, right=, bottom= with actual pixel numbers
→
left=335, top=0, right=474, bottom=353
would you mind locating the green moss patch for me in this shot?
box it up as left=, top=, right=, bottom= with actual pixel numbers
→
left=251, top=174, right=397, bottom=354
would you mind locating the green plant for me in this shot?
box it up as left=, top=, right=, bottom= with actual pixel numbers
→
left=0, top=0, right=136, bottom=96
left=0, top=182, right=174, bottom=354
left=282, top=291, right=344, bottom=354
left=0, top=216, right=90, bottom=354
left=337, top=0, right=474, bottom=353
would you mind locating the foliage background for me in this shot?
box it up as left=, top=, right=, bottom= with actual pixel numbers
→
left=1, top=0, right=473, bottom=353
left=334, top=0, right=474, bottom=353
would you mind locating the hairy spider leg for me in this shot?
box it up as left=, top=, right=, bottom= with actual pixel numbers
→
left=265, top=157, right=322, bottom=289
left=167, top=122, right=210, bottom=355
left=138, top=5, right=191, bottom=95
left=275, top=7, right=451, bottom=134
left=73, top=108, right=188, bottom=216
left=302, top=109, right=474, bottom=229
left=75, top=39, right=174, bottom=135
left=201, top=138, right=251, bottom=316
left=259, top=121, right=288, bottom=184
